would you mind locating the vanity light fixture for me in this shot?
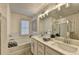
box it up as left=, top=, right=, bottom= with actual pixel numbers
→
left=38, top=15, right=42, bottom=19
left=57, top=3, right=66, bottom=11
left=40, top=15, right=42, bottom=19
left=41, top=14, right=44, bottom=19
left=57, top=4, right=61, bottom=11
left=58, top=6, right=61, bottom=11
left=44, top=13, right=48, bottom=17
left=45, top=11, right=49, bottom=16
left=43, top=14, right=45, bottom=18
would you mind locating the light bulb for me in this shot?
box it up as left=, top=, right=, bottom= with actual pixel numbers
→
left=66, top=3, right=69, bottom=8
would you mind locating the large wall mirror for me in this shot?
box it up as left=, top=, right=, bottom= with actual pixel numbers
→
left=52, top=18, right=72, bottom=38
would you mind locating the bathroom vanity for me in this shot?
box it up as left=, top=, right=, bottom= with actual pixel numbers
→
left=31, top=36, right=79, bottom=55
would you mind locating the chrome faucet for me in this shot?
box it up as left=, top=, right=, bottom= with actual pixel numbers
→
left=63, top=32, right=71, bottom=44
left=63, top=39, right=70, bottom=44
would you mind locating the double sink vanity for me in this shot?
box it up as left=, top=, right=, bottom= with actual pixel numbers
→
left=31, top=35, right=79, bottom=55
left=30, top=3, right=79, bottom=55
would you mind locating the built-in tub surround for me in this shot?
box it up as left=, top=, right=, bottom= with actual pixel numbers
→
left=7, top=12, right=32, bottom=54
left=32, top=36, right=79, bottom=55
left=8, top=42, right=31, bottom=55
left=7, top=37, right=31, bottom=55
left=8, top=34, right=31, bottom=55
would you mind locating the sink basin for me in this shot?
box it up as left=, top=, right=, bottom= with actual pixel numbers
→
left=53, top=41, right=78, bottom=53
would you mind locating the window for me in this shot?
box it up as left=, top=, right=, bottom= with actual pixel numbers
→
left=21, top=20, right=29, bottom=35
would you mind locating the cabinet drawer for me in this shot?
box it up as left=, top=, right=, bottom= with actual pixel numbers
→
left=31, top=39, right=34, bottom=53
left=37, top=42, right=45, bottom=55
left=37, top=50, right=44, bottom=55
left=38, top=51, right=44, bottom=55
left=45, top=47, right=61, bottom=55
left=38, top=42, right=44, bottom=50
left=33, top=39, right=38, bottom=55
left=31, top=41, right=34, bottom=53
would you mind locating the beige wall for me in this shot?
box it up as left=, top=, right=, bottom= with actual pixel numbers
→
left=0, top=4, right=7, bottom=17
left=0, top=4, right=8, bottom=54
left=10, top=12, right=32, bottom=43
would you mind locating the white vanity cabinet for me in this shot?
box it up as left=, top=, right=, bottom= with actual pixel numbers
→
left=45, top=46, right=62, bottom=55
left=37, top=42, right=45, bottom=55
left=31, top=38, right=38, bottom=55
left=31, top=39, right=34, bottom=54
left=31, top=37, right=62, bottom=55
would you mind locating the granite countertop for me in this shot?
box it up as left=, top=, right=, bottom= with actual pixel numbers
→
left=32, top=36, right=79, bottom=55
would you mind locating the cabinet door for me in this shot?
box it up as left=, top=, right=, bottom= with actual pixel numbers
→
left=31, top=39, right=38, bottom=55
left=33, top=39, right=38, bottom=55
left=31, top=39, right=34, bottom=54
left=37, top=42, right=45, bottom=55
left=45, top=46, right=61, bottom=55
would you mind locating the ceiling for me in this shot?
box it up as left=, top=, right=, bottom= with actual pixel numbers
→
left=10, top=3, right=49, bottom=17
left=10, top=3, right=57, bottom=17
